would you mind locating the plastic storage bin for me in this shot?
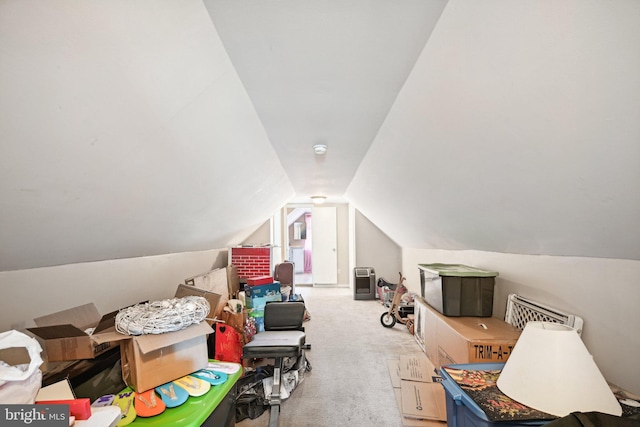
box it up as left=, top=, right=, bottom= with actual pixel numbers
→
left=440, top=363, right=552, bottom=427
left=418, top=264, right=498, bottom=317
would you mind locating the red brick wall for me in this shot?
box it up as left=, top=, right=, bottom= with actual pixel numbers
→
left=230, top=247, right=272, bottom=279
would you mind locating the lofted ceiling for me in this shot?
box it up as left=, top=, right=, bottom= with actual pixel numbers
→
left=203, top=0, right=447, bottom=202
left=1, top=0, right=639, bottom=272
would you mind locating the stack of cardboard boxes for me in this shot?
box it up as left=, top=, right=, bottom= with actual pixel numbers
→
left=394, top=264, right=522, bottom=426
left=27, top=265, right=242, bottom=395
left=413, top=264, right=520, bottom=368
left=244, top=275, right=282, bottom=332
left=414, top=297, right=520, bottom=369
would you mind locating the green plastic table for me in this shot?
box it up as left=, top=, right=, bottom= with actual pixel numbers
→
left=125, top=362, right=242, bottom=427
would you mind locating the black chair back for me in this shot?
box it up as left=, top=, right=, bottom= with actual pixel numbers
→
left=264, top=302, right=305, bottom=331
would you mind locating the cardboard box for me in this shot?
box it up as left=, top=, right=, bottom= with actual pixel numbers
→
left=244, top=283, right=281, bottom=310
left=399, top=354, right=446, bottom=422
left=36, top=379, right=75, bottom=401
left=174, top=284, right=222, bottom=324
left=185, top=267, right=230, bottom=317
left=400, top=380, right=447, bottom=421
left=227, top=265, right=240, bottom=298
left=399, top=353, right=441, bottom=383
left=390, top=355, right=447, bottom=424
left=394, top=389, right=447, bottom=427
left=246, top=275, right=274, bottom=285
left=97, top=321, right=212, bottom=392
left=219, top=309, right=247, bottom=336
left=0, top=346, right=30, bottom=367
left=27, top=303, right=117, bottom=362
left=423, top=302, right=521, bottom=369
left=388, top=359, right=402, bottom=388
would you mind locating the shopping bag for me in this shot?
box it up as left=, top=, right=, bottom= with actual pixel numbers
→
left=219, top=307, right=247, bottom=344
left=213, top=323, right=243, bottom=364
left=0, top=330, right=44, bottom=404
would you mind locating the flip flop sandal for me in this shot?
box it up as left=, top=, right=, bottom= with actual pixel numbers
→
left=134, top=389, right=166, bottom=417
left=207, top=361, right=241, bottom=375
left=191, top=369, right=229, bottom=386
left=155, top=382, right=189, bottom=408
left=112, top=391, right=137, bottom=427
left=92, top=394, right=115, bottom=407
left=173, top=375, right=211, bottom=397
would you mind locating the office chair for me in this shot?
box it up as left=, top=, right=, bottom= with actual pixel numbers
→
left=243, top=301, right=309, bottom=427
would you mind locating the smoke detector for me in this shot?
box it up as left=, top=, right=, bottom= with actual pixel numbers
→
left=313, top=144, right=328, bottom=155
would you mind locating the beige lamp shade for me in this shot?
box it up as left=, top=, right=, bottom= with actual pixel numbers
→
left=496, top=321, right=621, bottom=417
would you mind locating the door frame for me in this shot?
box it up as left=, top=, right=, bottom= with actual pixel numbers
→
left=277, top=203, right=351, bottom=287
left=311, top=206, right=338, bottom=285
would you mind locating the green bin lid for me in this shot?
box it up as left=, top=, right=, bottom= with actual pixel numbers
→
left=418, top=263, right=498, bottom=277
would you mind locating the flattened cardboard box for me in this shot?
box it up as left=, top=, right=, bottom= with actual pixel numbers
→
left=96, top=321, right=212, bottom=392
left=399, top=353, right=441, bottom=383
left=184, top=267, right=230, bottom=317
left=36, top=379, right=75, bottom=401
left=227, top=265, right=240, bottom=298
left=388, top=359, right=402, bottom=388
left=400, top=380, right=447, bottom=422
left=27, top=303, right=117, bottom=362
left=394, top=388, right=446, bottom=427
left=390, top=359, right=446, bottom=426
left=422, top=302, right=520, bottom=368
left=393, top=353, right=446, bottom=423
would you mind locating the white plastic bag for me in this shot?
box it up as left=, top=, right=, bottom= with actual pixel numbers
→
left=0, top=330, right=44, bottom=404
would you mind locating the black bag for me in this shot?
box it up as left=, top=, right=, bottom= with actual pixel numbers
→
left=545, top=412, right=640, bottom=427
left=235, top=366, right=273, bottom=422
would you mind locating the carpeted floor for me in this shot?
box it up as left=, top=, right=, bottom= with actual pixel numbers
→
left=237, top=285, right=420, bottom=427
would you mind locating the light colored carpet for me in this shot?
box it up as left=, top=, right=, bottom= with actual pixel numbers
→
left=237, top=285, right=421, bottom=427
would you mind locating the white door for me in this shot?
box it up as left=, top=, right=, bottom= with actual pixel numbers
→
left=312, top=206, right=338, bottom=285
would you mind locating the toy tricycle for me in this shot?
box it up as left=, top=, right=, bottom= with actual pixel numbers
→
left=379, top=272, right=414, bottom=331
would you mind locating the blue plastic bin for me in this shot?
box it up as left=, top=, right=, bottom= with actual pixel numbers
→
left=440, top=363, right=552, bottom=427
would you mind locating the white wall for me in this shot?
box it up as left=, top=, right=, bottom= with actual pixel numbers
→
left=0, top=1, right=294, bottom=271
left=347, top=0, right=640, bottom=260
left=402, top=248, right=640, bottom=395
left=335, top=204, right=351, bottom=286
left=0, top=249, right=228, bottom=333
left=355, top=210, right=402, bottom=285
left=241, top=220, right=271, bottom=246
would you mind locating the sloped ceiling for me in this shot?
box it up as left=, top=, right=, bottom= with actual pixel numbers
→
left=0, top=1, right=295, bottom=271
left=346, top=0, right=640, bottom=260
left=203, top=0, right=447, bottom=201
left=1, top=0, right=639, bottom=272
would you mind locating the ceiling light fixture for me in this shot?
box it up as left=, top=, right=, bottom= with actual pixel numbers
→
left=313, top=144, right=328, bottom=155
left=310, top=196, right=327, bottom=204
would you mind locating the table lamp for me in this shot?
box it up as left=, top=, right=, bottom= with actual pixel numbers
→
left=496, top=321, right=622, bottom=417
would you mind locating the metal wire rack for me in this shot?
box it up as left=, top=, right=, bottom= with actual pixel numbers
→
left=505, top=294, right=584, bottom=336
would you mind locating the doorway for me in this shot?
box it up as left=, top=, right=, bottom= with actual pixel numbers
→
left=284, top=204, right=340, bottom=286
left=311, top=206, right=338, bottom=285
left=285, top=206, right=313, bottom=285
